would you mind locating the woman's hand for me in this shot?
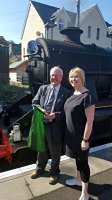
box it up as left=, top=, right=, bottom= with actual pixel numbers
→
left=81, top=140, right=89, bottom=151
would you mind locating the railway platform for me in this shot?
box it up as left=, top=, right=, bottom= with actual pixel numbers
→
left=0, top=143, right=112, bottom=200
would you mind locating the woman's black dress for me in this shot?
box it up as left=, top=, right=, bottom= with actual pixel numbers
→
left=64, top=91, right=95, bottom=159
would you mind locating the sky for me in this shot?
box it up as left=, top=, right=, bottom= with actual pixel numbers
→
left=0, top=0, right=112, bottom=43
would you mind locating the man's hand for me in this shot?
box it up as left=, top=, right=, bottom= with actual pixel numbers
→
left=44, top=112, right=55, bottom=121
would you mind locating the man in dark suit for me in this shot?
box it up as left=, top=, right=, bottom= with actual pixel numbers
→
left=31, top=66, right=71, bottom=184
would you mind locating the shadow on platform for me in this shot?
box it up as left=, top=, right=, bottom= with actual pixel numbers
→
left=32, top=168, right=112, bottom=200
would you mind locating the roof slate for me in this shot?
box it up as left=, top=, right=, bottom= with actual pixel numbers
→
left=9, top=60, right=25, bottom=69
left=31, top=1, right=59, bottom=23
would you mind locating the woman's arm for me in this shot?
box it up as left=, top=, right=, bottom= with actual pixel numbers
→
left=81, top=105, right=95, bottom=150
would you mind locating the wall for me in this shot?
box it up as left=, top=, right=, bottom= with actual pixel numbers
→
left=80, top=7, right=111, bottom=48
left=9, top=61, right=28, bottom=83
left=21, top=4, right=45, bottom=60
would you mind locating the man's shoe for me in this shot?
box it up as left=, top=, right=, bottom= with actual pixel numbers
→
left=49, top=176, right=58, bottom=185
left=65, top=178, right=82, bottom=186
left=79, top=194, right=89, bottom=200
left=31, top=169, right=44, bottom=179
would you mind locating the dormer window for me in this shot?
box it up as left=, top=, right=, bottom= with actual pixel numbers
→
left=88, top=26, right=91, bottom=38
left=58, top=19, right=64, bottom=31
left=96, top=28, right=100, bottom=40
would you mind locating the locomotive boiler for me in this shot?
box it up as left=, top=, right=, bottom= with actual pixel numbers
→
left=26, top=27, right=112, bottom=143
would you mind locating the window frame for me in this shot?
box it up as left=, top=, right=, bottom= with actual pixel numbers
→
left=96, top=28, right=100, bottom=40
left=88, top=26, right=91, bottom=39
left=58, top=19, right=64, bottom=31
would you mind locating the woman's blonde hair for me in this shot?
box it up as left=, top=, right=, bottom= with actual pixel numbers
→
left=69, top=67, right=85, bottom=86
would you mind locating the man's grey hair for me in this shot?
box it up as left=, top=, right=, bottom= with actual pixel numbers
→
left=50, top=66, right=63, bottom=76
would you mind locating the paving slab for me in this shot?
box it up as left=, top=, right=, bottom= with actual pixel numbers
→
left=0, top=145, right=112, bottom=200
left=0, top=176, right=32, bottom=200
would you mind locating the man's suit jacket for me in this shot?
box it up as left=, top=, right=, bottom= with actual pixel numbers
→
left=32, top=84, right=71, bottom=143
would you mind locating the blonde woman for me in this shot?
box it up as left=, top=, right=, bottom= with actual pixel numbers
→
left=64, top=67, right=95, bottom=200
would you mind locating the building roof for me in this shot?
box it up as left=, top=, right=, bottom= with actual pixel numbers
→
left=0, top=36, right=9, bottom=46
left=21, top=1, right=111, bottom=40
left=80, top=4, right=107, bottom=28
left=21, top=1, right=59, bottom=39
left=51, top=8, right=76, bottom=26
left=9, top=60, right=26, bottom=69
left=105, top=21, right=112, bottom=27
left=108, top=26, right=112, bottom=36
left=105, top=22, right=112, bottom=37
left=31, top=1, right=59, bottom=24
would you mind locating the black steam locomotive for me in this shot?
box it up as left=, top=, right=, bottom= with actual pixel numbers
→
left=26, top=27, right=112, bottom=143
left=1, top=27, right=112, bottom=171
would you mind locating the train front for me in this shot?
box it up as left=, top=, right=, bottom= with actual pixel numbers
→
left=26, top=27, right=112, bottom=144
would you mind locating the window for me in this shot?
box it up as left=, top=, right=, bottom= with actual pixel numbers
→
left=58, top=19, right=64, bottom=31
left=88, top=26, right=91, bottom=38
left=96, top=28, right=100, bottom=40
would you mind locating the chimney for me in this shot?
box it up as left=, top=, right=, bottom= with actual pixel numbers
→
left=60, top=27, right=83, bottom=44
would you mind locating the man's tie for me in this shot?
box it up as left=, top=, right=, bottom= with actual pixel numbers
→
left=44, top=87, right=55, bottom=112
